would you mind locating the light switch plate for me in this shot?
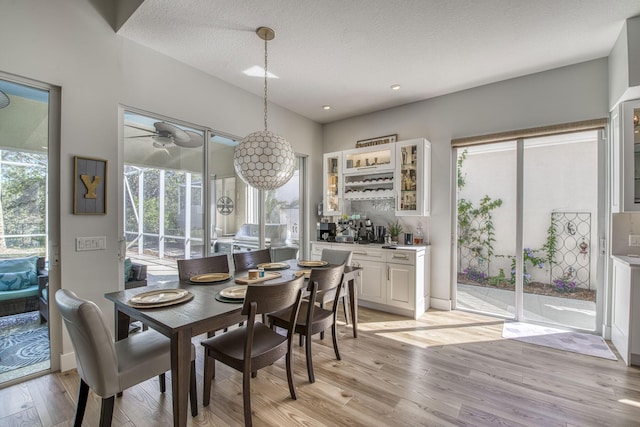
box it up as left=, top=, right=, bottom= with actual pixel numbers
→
left=629, top=235, right=640, bottom=247
left=76, top=236, right=107, bottom=251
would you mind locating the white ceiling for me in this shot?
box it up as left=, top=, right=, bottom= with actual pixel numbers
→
left=118, top=0, right=640, bottom=124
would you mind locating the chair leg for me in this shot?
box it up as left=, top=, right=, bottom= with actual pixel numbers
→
left=203, top=351, right=215, bottom=406
left=99, top=396, right=115, bottom=427
left=242, top=369, right=253, bottom=427
left=342, top=296, right=350, bottom=325
left=320, top=302, right=325, bottom=340
left=190, top=360, right=198, bottom=417
left=285, top=350, right=297, bottom=400
left=74, top=378, right=90, bottom=427
left=299, top=333, right=304, bottom=347
left=332, top=323, right=341, bottom=361
left=159, top=373, right=166, bottom=393
left=305, top=331, right=315, bottom=383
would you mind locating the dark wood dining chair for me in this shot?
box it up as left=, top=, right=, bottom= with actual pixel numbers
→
left=177, top=254, right=238, bottom=334
left=200, top=275, right=305, bottom=427
left=55, top=289, right=198, bottom=427
left=177, top=254, right=229, bottom=280
left=318, top=249, right=353, bottom=327
left=268, top=263, right=345, bottom=383
left=233, top=248, right=271, bottom=271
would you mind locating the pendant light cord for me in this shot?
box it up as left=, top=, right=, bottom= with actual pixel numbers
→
left=264, top=36, right=268, bottom=132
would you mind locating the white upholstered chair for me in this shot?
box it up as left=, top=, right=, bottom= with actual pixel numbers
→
left=55, top=289, right=198, bottom=427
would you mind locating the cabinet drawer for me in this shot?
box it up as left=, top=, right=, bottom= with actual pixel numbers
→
left=385, top=250, right=415, bottom=265
left=351, top=247, right=385, bottom=262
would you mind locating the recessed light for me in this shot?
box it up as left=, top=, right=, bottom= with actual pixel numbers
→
left=322, top=105, right=331, bottom=110
left=390, top=84, right=401, bottom=91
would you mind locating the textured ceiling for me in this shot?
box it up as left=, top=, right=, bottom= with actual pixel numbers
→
left=118, top=0, right=640, bottom=124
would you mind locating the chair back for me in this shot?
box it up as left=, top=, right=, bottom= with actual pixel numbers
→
left=233, top=248, right=271, bottom=271
left=321, top=249, right=352, bottom=267
left=177, top=254, right=229, bottom=280
left=308, top=263, right=345, bottom=294
left=242, top=275, right=305, bottom=317
left=55, top=289, right=119, bottom=397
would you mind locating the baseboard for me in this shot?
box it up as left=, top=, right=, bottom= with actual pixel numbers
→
left=429, top=297, right=452, bottom=311
left=602, top=324, right=612, bottom=340
left=60, top=351, right=76, bottom=372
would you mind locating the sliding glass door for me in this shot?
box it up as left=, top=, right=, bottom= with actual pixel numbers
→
left=455, top=130, right=602, bottom=331
left=455, top=141, right=517, bottom=318
left=0, top=76, right=55, bottom=384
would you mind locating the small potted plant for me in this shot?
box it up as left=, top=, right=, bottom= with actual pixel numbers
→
left=387, top=220, right=403, bottom=244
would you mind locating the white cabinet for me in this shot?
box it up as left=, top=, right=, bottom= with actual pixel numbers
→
left=323, top=152, right=342, bottom=216
left=611, top=99, right=640, bottom=212
left=309, top=242, right=430, bottom=318
left=352, top=246, right=428, bottom=319
left=321, top=138, right=431, bottom=214
left=395, top=138, right=431, bottom=216
left=350, top=247, right=386, bottom=304
left=343, top=144, right=395, bottom=175
left=611, top=257, right=640, bottom=366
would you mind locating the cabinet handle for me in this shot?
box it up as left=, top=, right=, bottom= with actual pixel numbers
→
left=392, top=254, right=409, bottom=260
left=388, top=265, right=390, bottom=281
left=354, top=251, right=367, bottom=255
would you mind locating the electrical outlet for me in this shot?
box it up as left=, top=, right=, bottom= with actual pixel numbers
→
left=629, top=235, right=640, bottom=247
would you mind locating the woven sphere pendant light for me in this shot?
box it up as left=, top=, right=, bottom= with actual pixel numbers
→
left=234, top=27, right=295, bottom=190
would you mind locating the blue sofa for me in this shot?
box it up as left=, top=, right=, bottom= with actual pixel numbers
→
left=0, top=256, right=48, bottom=319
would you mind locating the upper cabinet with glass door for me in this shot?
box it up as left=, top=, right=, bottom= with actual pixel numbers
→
left=612, top=99, right=640, bottom=212
left=342, top=144, right=395, bottom=174
left=323, top=151, right=342, bottom=216
left=395, top=138, right=431, bottom=216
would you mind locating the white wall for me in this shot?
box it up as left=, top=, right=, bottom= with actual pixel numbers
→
left=324, top=59, right=609, bottom=309
left=0, top=0, right=322, bottom=365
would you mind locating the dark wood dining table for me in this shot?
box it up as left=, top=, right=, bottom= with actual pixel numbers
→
left=104, top=258, right=360, bottom=427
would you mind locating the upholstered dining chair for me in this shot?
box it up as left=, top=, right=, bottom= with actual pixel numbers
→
left=200, top=275, right=305, bottom=427
left=232, top=248, right=271, bottom=272
left=55, top=289, right=198, bottom=427
left=268, top=263, right=345, bottom=383
left=177, top=254, right=230, bottom=280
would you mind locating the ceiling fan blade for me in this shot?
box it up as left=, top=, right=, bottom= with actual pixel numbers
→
left=154, top=122, right=190, bottom=144
left=125, top=123, right=156, bottom=134
left=174, top=130, right=204, bottom=148
left=126, top=135, right=154, bottom=139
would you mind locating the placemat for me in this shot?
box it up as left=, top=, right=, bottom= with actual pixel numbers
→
left=215, top=292, right=244, bottom=304
left=298, top=260, right=328, bottom=268
left=256, top=262, right=291, bottom=270
left=127, top=290, right=194, bottom=308
left=186, top=276, right=232, bottom=285
left=189, top=272, right=231, bottom=283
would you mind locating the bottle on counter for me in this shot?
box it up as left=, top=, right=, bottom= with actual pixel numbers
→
left=414, top=225, right=424, bottom=245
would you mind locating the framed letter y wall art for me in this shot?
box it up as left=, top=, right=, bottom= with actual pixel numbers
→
left=74, top=156, right=107, bottom=214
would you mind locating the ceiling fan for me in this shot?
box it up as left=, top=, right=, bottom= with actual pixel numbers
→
left=126, top=121, right=203, bottom=149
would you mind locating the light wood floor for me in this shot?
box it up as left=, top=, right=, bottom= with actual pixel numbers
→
left=2, top=307, right=640, bottom=426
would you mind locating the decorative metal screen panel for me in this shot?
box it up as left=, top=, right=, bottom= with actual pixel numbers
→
left=550, top=212, right=591, bottom=289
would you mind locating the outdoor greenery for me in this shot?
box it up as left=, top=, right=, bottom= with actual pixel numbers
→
left=456, top=150, right=582, bottom=295
left=456, top=149, right=503, bottom=265
left=125, top=167, right=202, bottom=237
left=0, top=151, right=47, bottom=253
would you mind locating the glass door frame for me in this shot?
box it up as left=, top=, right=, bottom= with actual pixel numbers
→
left=452, top=130, right=606, bottom=333
left=0, top=71, right=62, bottom=378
